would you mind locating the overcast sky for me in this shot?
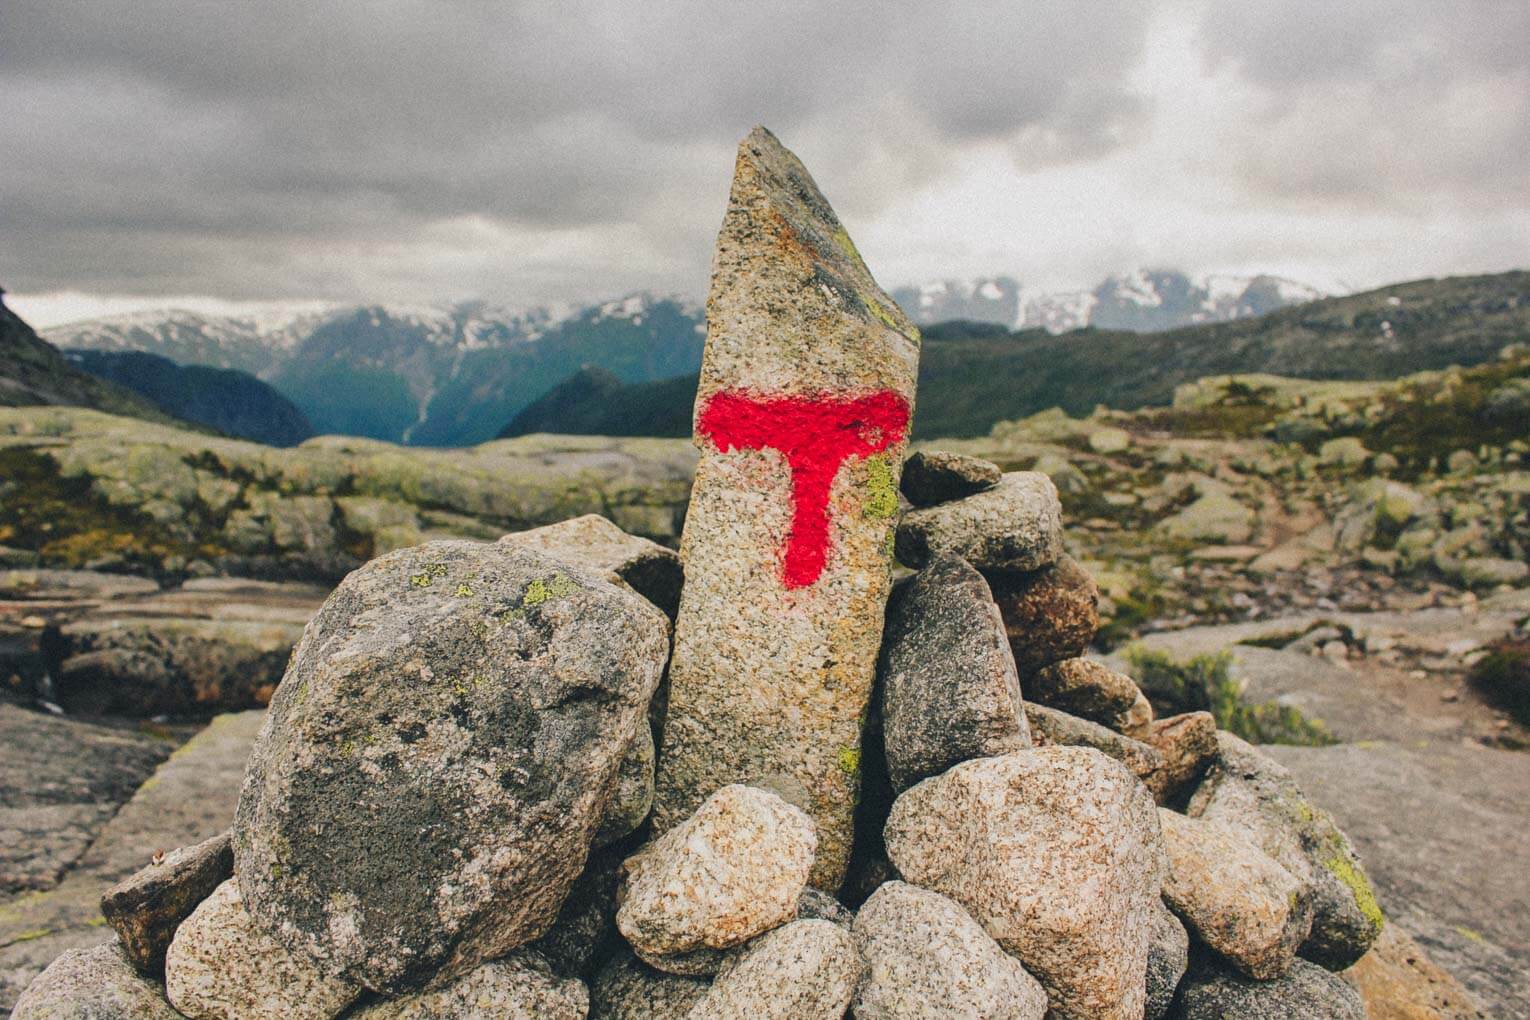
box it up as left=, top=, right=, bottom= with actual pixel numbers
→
left=3, top=0, right=1527, bottom=327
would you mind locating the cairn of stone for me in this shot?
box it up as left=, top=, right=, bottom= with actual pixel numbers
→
left=16, top=128, right=1390, bottom=1020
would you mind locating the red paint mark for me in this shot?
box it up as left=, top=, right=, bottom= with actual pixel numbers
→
left=698, top=389, right=910, bottom=589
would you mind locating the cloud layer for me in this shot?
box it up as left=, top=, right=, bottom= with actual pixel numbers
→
left=1, top=0, right=1525, bottom=316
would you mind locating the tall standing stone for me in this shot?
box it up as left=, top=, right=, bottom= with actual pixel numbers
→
left=651, top=126, right=921, bottom=889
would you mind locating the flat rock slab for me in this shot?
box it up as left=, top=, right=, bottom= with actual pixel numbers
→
left=1269, top=740, right=1530, bottom=1019
left=0, top=710, right=263, bottom=1016
left=0, top=705, right=173, bottom=895
left=654, top=127, right=920, bottom=890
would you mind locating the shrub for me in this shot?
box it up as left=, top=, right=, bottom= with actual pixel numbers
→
left=1468, top=639, right=1530, bottom=726
left=1125, top=647, right=1335, bottom=747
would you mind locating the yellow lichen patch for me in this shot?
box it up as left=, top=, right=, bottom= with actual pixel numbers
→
left=863, top=456, right=899, bottom=521
left=522, top=573, right=580, bottom=608
left=453, top=583, right=474, bottom=598
left=410, top=562, right=448, bottom=588
left=1324, top=852, right=1385, bottom=932
left=836, top=745, right=861, bottom=777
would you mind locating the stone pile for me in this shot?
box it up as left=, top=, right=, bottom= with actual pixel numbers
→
left=15, top=128, right=1399, bottom=1019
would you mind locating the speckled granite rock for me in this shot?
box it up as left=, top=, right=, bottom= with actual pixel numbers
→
left=1146, top=900, right=1189, bottom=1020
left=1024, top=702, right=1164, bottom=784
left=877, top=554, right=1029, bottom=793
left=618, top=785, right=815, bottom=974
left=594, top=721, right=656, bottom=850
left=851, top=881, right=1046, bottom=1020
left=652, top=127, right=920, bottom=891
left=347, top=950, right=588, bottom=1020
left=895, top=472, right=1063, bottom=574
left=987, top=555, right=1099, bottom=675
left=884, top=748, right=1163, bottom=1020
left=1143, top=712, right=1217, bottom=804
left=165, top=879, right=360, bottom=1020
left=530, top=844, right=626, bottom=980
left=1159, top=809, right=1312, bottom=979
left=100, top=830, right=232, bottom=976
left=498, top=513, right=683, bottom=619
left=685, top=920, right=861, bottom=1020
left=233, top=540, right=670, bottom=993
left=898, top=451, right=1000, bottom=507
left=590, top=950, right=710, bottom=1020
left=1030, top=658, right=1152, bottom=737
left=1188, top=732, right=1383, bottom=969
left=1171, top=956, right=1366, bottom=1019
left=11, top=942, right=182, bottom=1020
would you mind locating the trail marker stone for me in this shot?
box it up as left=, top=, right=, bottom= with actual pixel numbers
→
left=651, top=126, right=920, bottom=889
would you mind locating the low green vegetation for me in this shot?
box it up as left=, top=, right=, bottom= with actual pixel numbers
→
left=1467, top=639, right=1530, bottom=726
left=1126, top=647, right=1336, bottom=746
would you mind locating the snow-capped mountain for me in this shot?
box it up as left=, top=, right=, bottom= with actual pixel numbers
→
left=46, top=294, right=705, bottom=447
left=893, top=270, right=1327, bottom=333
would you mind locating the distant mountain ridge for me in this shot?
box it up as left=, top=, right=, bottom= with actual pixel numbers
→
left=499, top=270, right=1529, bottom=440
left=891, top=270, right=1326, bottom=333
left=50, top=294, right=705, bottom=446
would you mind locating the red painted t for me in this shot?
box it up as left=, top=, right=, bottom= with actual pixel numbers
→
left=698, top=389, right=910, bottom=589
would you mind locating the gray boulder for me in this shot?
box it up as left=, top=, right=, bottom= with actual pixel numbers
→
left=1188, top=732, right=1383, bottom=969
left=1024, top=702, right=1164, bottom=785
left=593, top=721, right=656, bottom=850
left=876, top=554, right=1030, bottom=793
left=499, top=513, right=684, bottom=618
left=1030, top=658, right=1152, bottom=737
left=530, top=844, right=625, bottom=979
left=1171, top=957, right=1366, bottom=1019
left=895, top=472, right=1063, bottom=574
left=590, top=951, right=710, bottom=1019
left=1146, top=901, right=1188, bottom=1020
left=100, top=830, right=232, bottom=976
left=685, top=920, right=861, bottom=1020
left=852, top=881, right=1046, bottom=1019
left=347, top=950, right=588, bottom=1019
left=233, top=540, right=670, bottom=992
left=884, top=748, right=1163, bottom=1020
left=898, top=451, right=1001, bottom=507
left=11, top=942, right=182, bottom=1020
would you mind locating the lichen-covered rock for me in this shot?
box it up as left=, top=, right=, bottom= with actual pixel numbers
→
left=594, top=721, right=656, bottom=850
left=685, top=920, right=861, bottom=1020
left=233, top=540, right=670, bottom=992
left=877, top=554, right=1029, bottom=793
left=1024, top=703, right=1164, bottom=784
left=100, top=830, right=232, bottom=976
left=1171, top=957, right=1367, bottom=1019
left=1030, top=658, right=1152, bottom=737
left=1146, top=900, right=1189, bottom=1020
left=653, top=127, right=920, bottom=892
left=895, top=472, right=1063, bottom=574
left=898, top=451, right=1001, bottom=507
left=11, top=942, right=182, bottom=1020
left=589, top=951, right=710, bottom=1020
left=884, top=748, right=1163, bottom=1020
left=618, top=785, right=815, bottom=975
left=1143, top=712, right=1218, bottom=804
left=851, top=881, right=1046, bottom=1020
left=347, top=951, right=588, bottom=1020
left=1188, top=732, right=1383, bottom=969
left=530, top=845, right=626, bottom=980
left=499, top=513, right=684, bottom=618
left=165, top=879, right=361, bottom=1020
left=796, top=888, right=855, bottom=929
left=1159, top=809, right=1312, bottom=979
left=987, top=555, right=1099, bottom=675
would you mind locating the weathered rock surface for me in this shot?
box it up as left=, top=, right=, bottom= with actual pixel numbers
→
left=590, top=950, right=710, bottom=1020
left=1024, top=702, right=1164, bottom=783
left=0, top=704, right=172, bottom=894
left=10, top=942, right=181, bottom=1020
left=617, top=785, right=814, bottom=971
left=499, top=512, right=684, bottom=618
left=1171, top=956, right=1366, bottom=1019
left=1146, top=900, right=1189, bottom=1020
left=851, top=881, right=1046, bottom=1020
left=895, top=472, right=1063, bottom=574
left=1030, top=657, right=1151, bottom=737
left=1159, top=809, right=1312, bottom=979
left=347, top=950, right=589, bottom=1020
left=898, top=451, right=1000, bottom=507
left=876, top=554, right=1029, bottom=793
left=652, top=127, right=920, bottom=891
left=987, top=555, right=1099, bottom=675
left=1343, top=924, right=1486, bottom=1020
left=685, top=919, right=860, bottom=1020
left=100, top=830, right=232, bottom=976
left=530, top=844, right=625, bottom=980
left=1143, top=711, right=1217, bottom=804
left=233, top=540, right=670, bottom=992
left=165, top=878, right=361, bottom=1020
left=884, top=748, right=1162, bottom=1020
left=594, top=721, right=656, bottom=850
left=1189, top=732, right=1383, bottom=970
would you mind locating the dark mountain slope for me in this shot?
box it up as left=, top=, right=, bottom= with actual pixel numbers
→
left=498, top=368, right=699, bottom=438
left=65, top=350, right=314, bottom=447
